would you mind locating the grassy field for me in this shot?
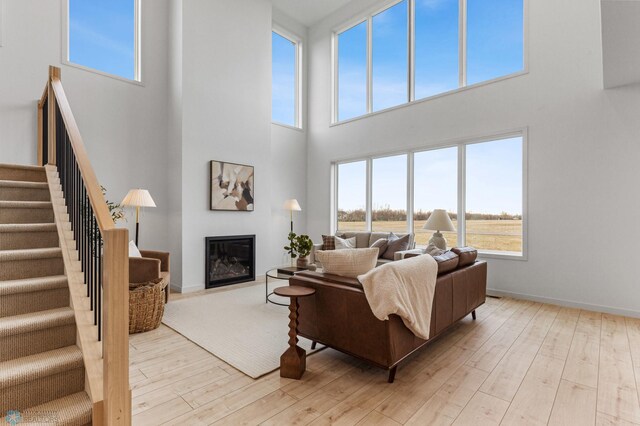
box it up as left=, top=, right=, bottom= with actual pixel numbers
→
left=338, top=220, right=522, bottom=252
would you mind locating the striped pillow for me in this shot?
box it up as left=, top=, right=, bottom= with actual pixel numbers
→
left=315, top=248, right=378, bottom=278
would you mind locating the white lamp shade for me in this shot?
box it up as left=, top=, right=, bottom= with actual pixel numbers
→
left=121, top=189, right=156, bottom=208
left=423, top=209, right=456, bottom=232
left=283, top=199, right=302, bottom=211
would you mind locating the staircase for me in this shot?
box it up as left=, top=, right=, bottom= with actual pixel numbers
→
left=0, top=163, right=92, bottom=425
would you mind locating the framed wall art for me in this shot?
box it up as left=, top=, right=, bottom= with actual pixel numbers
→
left=210, top=160, right=254, bottom=211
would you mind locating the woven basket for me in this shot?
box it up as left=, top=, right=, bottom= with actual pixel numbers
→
left=129, top=278, right=166, bottom=334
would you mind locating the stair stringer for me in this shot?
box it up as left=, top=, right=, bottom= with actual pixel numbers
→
left=45, top=165, right=105, bottom=425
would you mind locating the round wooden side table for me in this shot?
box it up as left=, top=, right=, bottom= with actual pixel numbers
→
left=273, top=285, right=316, bottom=380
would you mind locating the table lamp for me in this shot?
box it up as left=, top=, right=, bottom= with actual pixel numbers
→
left=121, top=189, right=156, bottom=246
left=423, top=209, right=456, bottom=250
left=283, top=199, right=302, bottom=233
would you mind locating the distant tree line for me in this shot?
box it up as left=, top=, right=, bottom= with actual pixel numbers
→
left=338, top=208, right=522, bottom=222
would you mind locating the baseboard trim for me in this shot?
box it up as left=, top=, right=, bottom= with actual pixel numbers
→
left=171, top=275, right=267, bottom=295
left=488, top=288, right=640, bottom=318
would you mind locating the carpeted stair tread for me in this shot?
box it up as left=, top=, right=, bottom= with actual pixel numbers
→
left=0, top=308, right=75, bottom=338
left=0, top=275, right=67, bottom=296
left=0, top=180, right=49, bottom=189
left=21, top=392, right=92, bottom=425
left=0, top=247, right=62, bottom=262
left=0, top=200, right=53, bottom=209
left=0, top=346, right=83, bottom=390
left=0, top=223, right=56, bottom=233
left=0, top=164, right=46, bottom=183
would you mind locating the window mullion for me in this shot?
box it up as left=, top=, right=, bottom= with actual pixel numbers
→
left=459, top=0, right=467, bottom=87
left=366, top=17, right=373, bottom=114
left=407, top=153, right=414, bottom=237
left=366, top=158, right=373, bottom=231
left=458, top=144, right=466, bottom=247
left=408, top=0, right=415, bottom=103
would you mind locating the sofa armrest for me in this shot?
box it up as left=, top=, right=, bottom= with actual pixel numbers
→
left=309, top=243, right=324, bottom=265
left=139, top=250, right=170, bottom=272
left=129, top=257, right=161, bottom=283
left=394, top=248, right=425, bottom=261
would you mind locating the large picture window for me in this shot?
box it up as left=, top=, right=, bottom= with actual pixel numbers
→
left=337, top=161, right=368, bottom=231
left=333, top=133, right=526, bottom=257
left=67, top=0, right=140, bottom=81
left=372, top=0, right=408, bottom=111
left=272, top=30, right=301, bottom=128
left=333, top=0, right=525, bottom=122
left=337, top=21, right=368, bottom=122
left=372, top=155, right=407, bottom=232
left=466, top=137, right=523, bottom=253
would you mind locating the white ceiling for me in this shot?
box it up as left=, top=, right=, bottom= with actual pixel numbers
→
left=272, top=0, right=354, bottom=27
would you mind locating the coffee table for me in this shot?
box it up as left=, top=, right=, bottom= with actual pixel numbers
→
left=265, top=268, right=297, bottom=306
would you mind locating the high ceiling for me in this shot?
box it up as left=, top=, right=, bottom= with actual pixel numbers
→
left=272, top=0, right=353, bottom=27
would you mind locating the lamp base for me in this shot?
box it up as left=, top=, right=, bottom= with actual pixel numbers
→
left=429, top=232, right=447, bottom=250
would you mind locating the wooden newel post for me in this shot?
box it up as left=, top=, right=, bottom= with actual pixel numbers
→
left=47, top=66, right=61, bottom=166
left=103, top=228, right=131, bottom=425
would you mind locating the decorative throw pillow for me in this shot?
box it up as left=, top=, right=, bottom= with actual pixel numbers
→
left=321, top=235, right=336, bottom=250
left=370, top=238, right=389, bottom=258
left=315, top=248, right=378, bottom=278
left=129, top=240, right=142, bottom=258
left=382, top=233, right=410, bottom=260
left=335, top=236, right=356, bottom=250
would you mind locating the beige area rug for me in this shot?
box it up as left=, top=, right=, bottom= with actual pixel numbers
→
left=162, top=283, right=321, bottom=379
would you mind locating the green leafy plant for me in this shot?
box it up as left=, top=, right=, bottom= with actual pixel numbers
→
left=101, top=186, right=126, bottom=224
left=284, top=232, right=313, bottom=259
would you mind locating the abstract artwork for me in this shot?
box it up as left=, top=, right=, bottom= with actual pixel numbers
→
left=210, top=160, right=254, bottom=211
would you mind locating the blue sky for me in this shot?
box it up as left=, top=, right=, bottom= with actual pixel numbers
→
left=68, top=0, right=135, bottom=80
left=338, top=0, right=523, bottom=119
left=338, top=137, right=523, bottom=216
left=272, top=32, right=296, bottom=126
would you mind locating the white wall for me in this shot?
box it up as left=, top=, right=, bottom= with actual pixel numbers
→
left=0, top=0, right=172, bottom=253
left=307, top=0, right=640, bottom=316
left=176, top=0, right=309, bottom=292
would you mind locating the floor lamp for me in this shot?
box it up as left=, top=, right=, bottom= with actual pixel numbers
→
left=283, top=199, right=302, bottom=233
left=122, top=189, right=156, bottom=246
left=283, top=199, right=302, bottom=267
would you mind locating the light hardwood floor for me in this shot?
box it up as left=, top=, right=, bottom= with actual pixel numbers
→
left=129, top=292, right=640, bottom=425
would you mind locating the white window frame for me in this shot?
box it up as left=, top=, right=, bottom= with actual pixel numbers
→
left=332, top=128, right=528, bottom=260
left=331, top=0, right=529, bottom=125
left=61, top=0, right=142, bottom=85
left=272, top=26, right=303, bottom=130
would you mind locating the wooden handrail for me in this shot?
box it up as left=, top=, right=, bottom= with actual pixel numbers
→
left=38, top=66, right=130, bottom=425
left=48, top=73, right=114, bottom=232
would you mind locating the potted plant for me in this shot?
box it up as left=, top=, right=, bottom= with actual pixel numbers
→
left=284, top=232, right=313, bottom=268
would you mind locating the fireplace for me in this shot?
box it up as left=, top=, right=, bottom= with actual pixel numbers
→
left=205, top=235, right=255, bottom=288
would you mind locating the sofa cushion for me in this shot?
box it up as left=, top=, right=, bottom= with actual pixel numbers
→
left=433, top=251, right=459, bottom=274
left=370, top=238, right=388, bottom=258
left=335, top=236, right=356, bottom=249
left=382, top=233, right=411, bottom=260
left=368, top=232, right=389, bottom=247
left=452, top=247, right=477, bottom=267
left=315, top=248, right=378, bottom=278
left=339, top=232, right=371, bottom=249
left=321, top=235, right=336, bottom=250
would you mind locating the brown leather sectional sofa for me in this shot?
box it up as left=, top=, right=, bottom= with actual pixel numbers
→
left=289, top=247, right=487, bottom=383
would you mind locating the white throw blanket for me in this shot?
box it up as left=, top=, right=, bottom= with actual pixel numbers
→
left=357, top=254, right=438, bottom=340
